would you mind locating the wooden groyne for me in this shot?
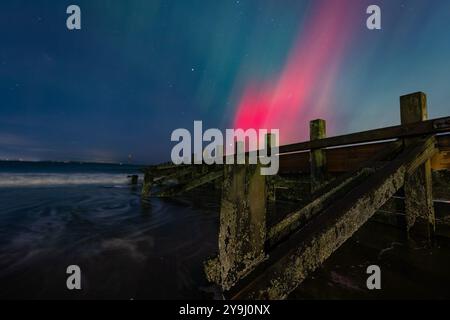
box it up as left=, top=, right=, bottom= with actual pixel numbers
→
left=141, top=92, right=450, bottom=299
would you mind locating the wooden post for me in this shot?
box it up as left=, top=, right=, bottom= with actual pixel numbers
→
left=235, top=140, right=245, bottom=164
left=129, top=175, right=139, bottom=185
left=216, top=145, right=267, bottom=290
left=141, top=171, right=153, bottom=197
left=310, top=119, right=327, bottom=192
left=266, top=133, right=276, bottom=202
left=214, top=145, right=223, bottom=190
left=400, top=92, right=435, bottom=242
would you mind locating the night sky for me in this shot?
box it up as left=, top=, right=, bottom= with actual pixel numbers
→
left=1, top=0, right=450, bottom=164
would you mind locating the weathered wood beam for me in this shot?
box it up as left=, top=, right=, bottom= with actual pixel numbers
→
left=141, top=132, right=450, bottom=185
left=161, top=166, right=197, bottom=182
left=278, top=134, right=450, bottom=173
left=142, top=165, right=197, bottom=197
left=228, top=136, right=436, bottom=299
left=279, top=115, right=450, bottom=154
left=142, top=116, right=449, bottom=180
left=155, top=169, right=223, bottom=197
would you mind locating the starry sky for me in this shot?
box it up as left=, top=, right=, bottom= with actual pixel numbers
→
left=1, top=0, right=450, bottom=164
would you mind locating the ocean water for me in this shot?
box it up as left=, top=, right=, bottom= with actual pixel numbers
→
left=0, top=161, right=220, bottom=299
left=0, top=161, right=142, bottom=187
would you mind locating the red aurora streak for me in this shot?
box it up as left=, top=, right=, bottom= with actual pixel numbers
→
left=233, top=0, right=358, bottom=144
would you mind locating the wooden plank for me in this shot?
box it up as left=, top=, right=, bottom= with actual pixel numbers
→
left=145, top=136, right=449, bottom=178
left=326, top=141, right=394, bottom=172
left=142, top=133, right=450, bottom=178
left=431, top=151, right=450, bottom=170
left=279, top=142, right=394, bottom=174
left=279, top=152, right=310, bottom=173
left=279, top=115, right=450, bottom=154
left=279, top=135, right=450, bottom=173
left=432, top=135, right=450, bottom=170
left=437, top=134, right=450, bottom=149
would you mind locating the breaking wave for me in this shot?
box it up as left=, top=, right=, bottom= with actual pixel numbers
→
left=0, top=173, right=138, bottom=187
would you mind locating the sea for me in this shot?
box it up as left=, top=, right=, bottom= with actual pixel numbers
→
left=0, top=161, right=449, bottom=299
left=0, top=161, right=220, bottom=299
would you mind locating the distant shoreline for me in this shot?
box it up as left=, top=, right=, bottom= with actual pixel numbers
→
left=0, top=159, right=148, bottom=167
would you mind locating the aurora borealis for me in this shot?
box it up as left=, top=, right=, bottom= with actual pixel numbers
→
left=1, top=0, right=450, bottom=163
left=233, top=0, right=360, bottom=143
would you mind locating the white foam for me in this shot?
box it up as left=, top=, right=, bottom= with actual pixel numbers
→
left=0, top=173, right=136, bottom=187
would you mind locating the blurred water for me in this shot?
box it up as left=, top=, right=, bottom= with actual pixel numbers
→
left=0, top=162, right=220, bottom=299
left=0, top=161, right=143, bottom=187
